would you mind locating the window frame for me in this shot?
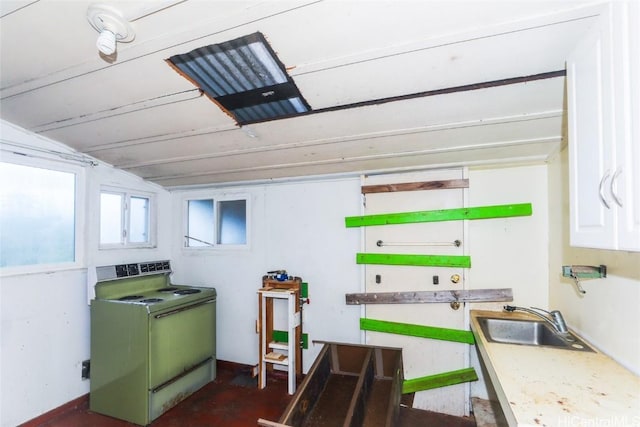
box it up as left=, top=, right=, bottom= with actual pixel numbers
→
left=182, top=193, right=250, bottom=251
left=0, top=152, right=85, bottom=276
left=99, top=186, right=156, bottom=250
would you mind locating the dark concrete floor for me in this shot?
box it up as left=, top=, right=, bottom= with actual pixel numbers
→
left=21, top=361, right=476, bottom=427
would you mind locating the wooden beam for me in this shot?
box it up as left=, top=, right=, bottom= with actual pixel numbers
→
left=345, top=203, right=532, bottom=227
left=360, top=318, right=475, bottom=344
left=345, top=289, right=513, bottom=305
left=361, top=179, right=469, bottom=194
left=356, top=253, right=471, bottom=268
left=307, top=71, right=566, bottom=119
left=402, top=368, right=478, bottom=394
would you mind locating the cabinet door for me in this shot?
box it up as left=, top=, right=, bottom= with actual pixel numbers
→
left=566, top=3, right=617, bottom=249
left=615, top=1, right=640, bottom=251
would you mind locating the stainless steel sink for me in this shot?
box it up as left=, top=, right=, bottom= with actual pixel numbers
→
left=477, top=317, right=594, bottom=352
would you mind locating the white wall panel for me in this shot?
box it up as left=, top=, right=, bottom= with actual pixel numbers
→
left=548, top=148, right=640, bottom=375
left=170, top=177, right=362, bottom=371
left=466, top=164, right=551, bottom=400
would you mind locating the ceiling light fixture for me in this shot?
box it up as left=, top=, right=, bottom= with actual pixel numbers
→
left=96, top=29, right=116, bottom=55
left=87, top=4, right=135, bottom=56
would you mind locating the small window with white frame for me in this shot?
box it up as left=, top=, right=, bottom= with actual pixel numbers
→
left=184, top=195, right=248, bottom=248
left=0, top=155, right=84, bottom=272
left=100, top=187, right=155, bottom=248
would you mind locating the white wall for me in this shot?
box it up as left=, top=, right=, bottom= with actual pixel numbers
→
left=0, top=121, right=172, bottom=427
left=170, top=165, right=553, bottom=397
left=170, top=177, right=363, bottom=372
left=548, top=148, right=640, bottom=374
left=467, top=164, right=550, bottom=309
left=466, top=164, right=551, bottom=400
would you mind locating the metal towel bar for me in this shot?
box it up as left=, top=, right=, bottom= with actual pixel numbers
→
left=376, top=239, right=461, bottom=247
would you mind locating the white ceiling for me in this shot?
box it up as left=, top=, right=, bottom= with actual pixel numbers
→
left=0, top=0, right=604, bottom=188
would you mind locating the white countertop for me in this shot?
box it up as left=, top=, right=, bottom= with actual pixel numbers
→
left=470, top=310, right=640, bottom=426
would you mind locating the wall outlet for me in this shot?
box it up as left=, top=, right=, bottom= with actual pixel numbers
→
left=82, top=360, right=90, bottom=380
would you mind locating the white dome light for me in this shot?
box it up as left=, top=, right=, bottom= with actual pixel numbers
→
left=87, top=4, right=134, bottom=56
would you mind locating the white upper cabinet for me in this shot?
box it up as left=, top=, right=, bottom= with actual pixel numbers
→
left=567, top=1, right=640, bottom=251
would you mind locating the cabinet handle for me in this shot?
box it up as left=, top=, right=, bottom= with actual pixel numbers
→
left=598, top=170, right=612, bottom=209
left=610, top=168, right=623, bottom=208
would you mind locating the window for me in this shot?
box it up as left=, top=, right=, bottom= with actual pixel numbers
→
left=0, top=161, right=78, bottom=269
left=168, top=32, right=310, bottom=125
left=185, top=196, right=248, bottom=248
left=100, top=192, right=123, bottom=244
left=218, top=199, right=246, bottom=245
left=187, top=199, right=214, bottom=247
left=100, top=188, right=154, bottom=248
left=129, top=196, right=150, bottom=243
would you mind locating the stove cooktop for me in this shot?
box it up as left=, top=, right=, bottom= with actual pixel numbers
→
left=174, top=289, right=201, bottom=295
left=103, top=285, right=215, bottom=312
left=115, top=288, right=204, bottom=305
left=118, top=295, right=144, bottom=301
left=140, top=298, right=164, bottom=304
left=94, top=261, right=216, bottom=312
left=97, top=289, right=214, bottom=314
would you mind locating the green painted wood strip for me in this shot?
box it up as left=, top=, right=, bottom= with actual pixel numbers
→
left=402, top=367, right=478, bottom=394
left=360, top=318, right=475, bottom=344
left=345, top=203, right=532, bottom=227
left=272, top=330, right=308, bottom=349
left=301, top=282, right=309, bottom=298
left=356, top=253, right=471, bottom=268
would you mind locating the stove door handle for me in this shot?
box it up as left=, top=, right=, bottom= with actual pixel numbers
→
left=151, top=357, right=214, bottom=394
left=154, top=298, right=216, bottom=319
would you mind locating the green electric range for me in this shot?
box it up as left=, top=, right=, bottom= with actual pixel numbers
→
left=90, top=260, right=216, bottom=425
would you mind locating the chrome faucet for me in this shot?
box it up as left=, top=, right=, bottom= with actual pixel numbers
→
left=504, top=305, right=569, bottom=334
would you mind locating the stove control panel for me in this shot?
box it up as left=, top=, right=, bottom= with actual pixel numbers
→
left=96, top=260, right=172, bottom=281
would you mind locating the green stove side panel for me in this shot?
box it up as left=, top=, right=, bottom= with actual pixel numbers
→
left=90, top=301, right=150, bottom=426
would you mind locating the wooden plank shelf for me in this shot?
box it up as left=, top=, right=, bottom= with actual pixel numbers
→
left=269, top=341, right=289, bottom=350
left=264, top=352, right=289, bottom=365
left=346, top=288, right=513, bottom=305
left=361, top=179, right=469, bottom=194
left=345, top=203, right=532, bottom=227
